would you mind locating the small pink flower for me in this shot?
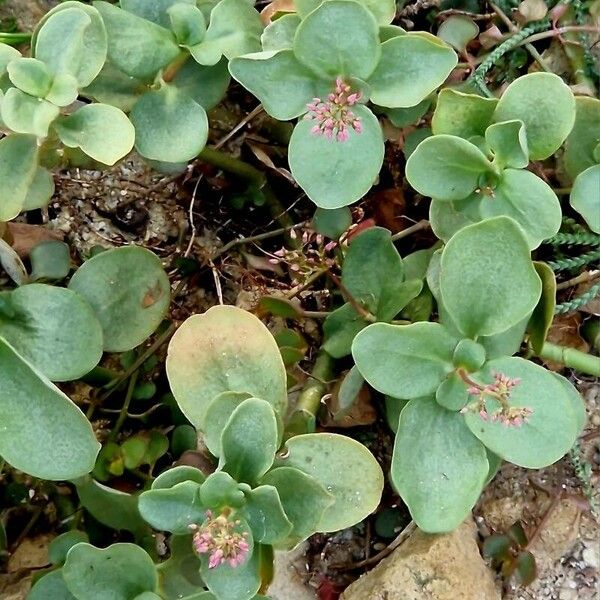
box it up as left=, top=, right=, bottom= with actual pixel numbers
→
left=304, top=77, right=363, bottom=142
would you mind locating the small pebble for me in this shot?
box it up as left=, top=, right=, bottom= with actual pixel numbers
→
left=582, top=545, right=600, bottom=569
left=559, top=587, right=577, bottom=600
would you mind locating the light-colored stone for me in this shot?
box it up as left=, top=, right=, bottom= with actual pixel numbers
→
left=268, top=542, right=317, bottom=600
left=341, top=518, right=500, bottom=600
left=582, top=543, right=600, bottom=569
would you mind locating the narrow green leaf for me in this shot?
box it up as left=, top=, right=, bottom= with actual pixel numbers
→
left=527, top=262, right=556, bottom=354
left=220, top=398, right=279, bottom=484
left=563, top=96, right=600, bottom=179
left=570, top=165, right=600, bottom=234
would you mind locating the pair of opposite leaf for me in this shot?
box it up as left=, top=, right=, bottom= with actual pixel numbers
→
left=229, top=0, right=458, bottom=209
left=406, top=73, right=579, bottom=249
left=351, top=216, right=586, bottom=532
left=0, top=246, right=170, bottom=481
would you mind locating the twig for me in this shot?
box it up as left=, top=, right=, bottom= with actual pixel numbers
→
left=328, top=272, right=376, bottom=322
left=286, top=267, right=329, bottom=300
left=107, top=371, right=139, bottom=443
left=556, top=270, right=600, bottom=290
left=390, top=219, right=430, bottom=242
left=184, top=173, right=202, bottom=258
left=213, top=105, right=264, bottom=150
left=339, top=521, right=417, bottom=570
left=515, top=25, right=600, bottom=48
left=210, top=223, right=307, bottom=262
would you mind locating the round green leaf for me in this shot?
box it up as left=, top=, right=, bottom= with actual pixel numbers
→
left=551, top=372, right=586, bottom=435
left=312, top=206, right=352, bottom=239
left=563, top=96, right=600, bottom=179
left=0, top=133, right=38, bottom=221
left=392, top=398, right=488, bottom=532
left=49, top=531, right=90, bottom=566
left=199, top=523, right=259, bottom=600
left=63, top=543, right=158, bottom=600
left=220, top=398, right=278, bottom=484
left=152, top=465, right=206, bottom=490
left=295, top=0, right=396, bottom=24
left=171, top=57, right=230, bottom=111
left=229, top=50, right=318, bottom=120
left=80, top=62, right=146, bottom=112
left=492, top=72, right=575, bottom=160
left=435, top=372, right=469, bottom=411
left=45, top=73, right=79, bottom=107
left=353, top=322, right=457, bottom=398
left=1, top=87, right=60, bottom=137
left=166, top=305, right=288, bottom=429
left=440, top=216, right=541, bottom=337
left=288, top=104, right=384, bottom=208
left=276, top=433, right=384, bottom=531
left=7, top=57, right=52, bottom=97
left=293, top=0, right=381, bottom=80
left=68, top=246, right=170, bottom=352
left=34, top=3, right=107, bottom=87
left=368, top=33, right=457, bottom=108
left=322, top=302, right=369, bottom=358
left=139, top=480, right=205, bottom=534
left=464, top=357, right=579, bottom=468
left=477, top=168, right=562, bottom=249
left=406, top=134, right=493, bottom=201
left=188, top=0, right=263, bottom=66
left=29, top=570, right=76, bottom=600
left=54, top=104, right=135, bottom=166
left=437, top=15, right=479, bottom=53
left=0, top=284, right=103, bottom=381
left=260, top=467, right=333, bottom=544
left=130, top=86, right=208, bottom=162
left=168, top=3, right=206, bottom=46
left=93, top=1, right=180, bottom=81
left=0, top=338, right=100, bottom=480
left=120, top=0, right=196, bottom=28
left=570, top=165, right=600, bottom=234
left=432, top=88, right=497, bottom=138
left=261, top=14, right=300, bottom=51
left=453, top=338, right=486, bottom=372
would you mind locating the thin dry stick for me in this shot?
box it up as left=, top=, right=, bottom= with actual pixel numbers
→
left=390, top=219, right=430, bottom=242
left=213, top=104, right=264, bottom=150
left=341, top=521, right=417, bottom=570
left=516, top=25, right=600, bottom=47
left=184, top=172, right=203, bottom=258
left=556, top=270, right=600, bottom=291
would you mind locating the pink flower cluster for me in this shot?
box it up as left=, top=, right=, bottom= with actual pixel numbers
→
left=460, top=372, right=533, bottom=427
left=190, top=511, right=250, bottom=569
left=304, top=77, right=362, bottom=142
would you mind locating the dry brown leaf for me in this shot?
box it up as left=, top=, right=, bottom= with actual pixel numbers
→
left=260, top=0, right=297, bottom=24
left=322, top=379, right=377, bottom=428
left=543, top=313, right=590, bottom=371
left=371, top=188, right=407, bottom=234
left=7, top=223, right=64, bottom=258
left=247, top=142, right=296, bottom=184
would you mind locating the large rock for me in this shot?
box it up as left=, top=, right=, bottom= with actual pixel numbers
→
left=341, top=518, right=500, bottom=600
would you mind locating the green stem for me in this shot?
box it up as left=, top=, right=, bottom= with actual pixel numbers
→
left=0, top=32, right=32, bottom=45
left=536, top=342, right=600, bottom=376
left=198, top=147, right=296, bottom=234
left=108, top=371, right=139, bottom=443
left=161, top=51, right=190, bottom=83
left=296, top=351, right=335, bottom=415
left=199, top=147, right=266, bottom=187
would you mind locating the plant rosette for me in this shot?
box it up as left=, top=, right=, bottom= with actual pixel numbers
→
left=406, top=73, right=577, bottom=249
left=352, top=217, right=586, bottom=532
left=229, top=0, right=458, bottom=208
